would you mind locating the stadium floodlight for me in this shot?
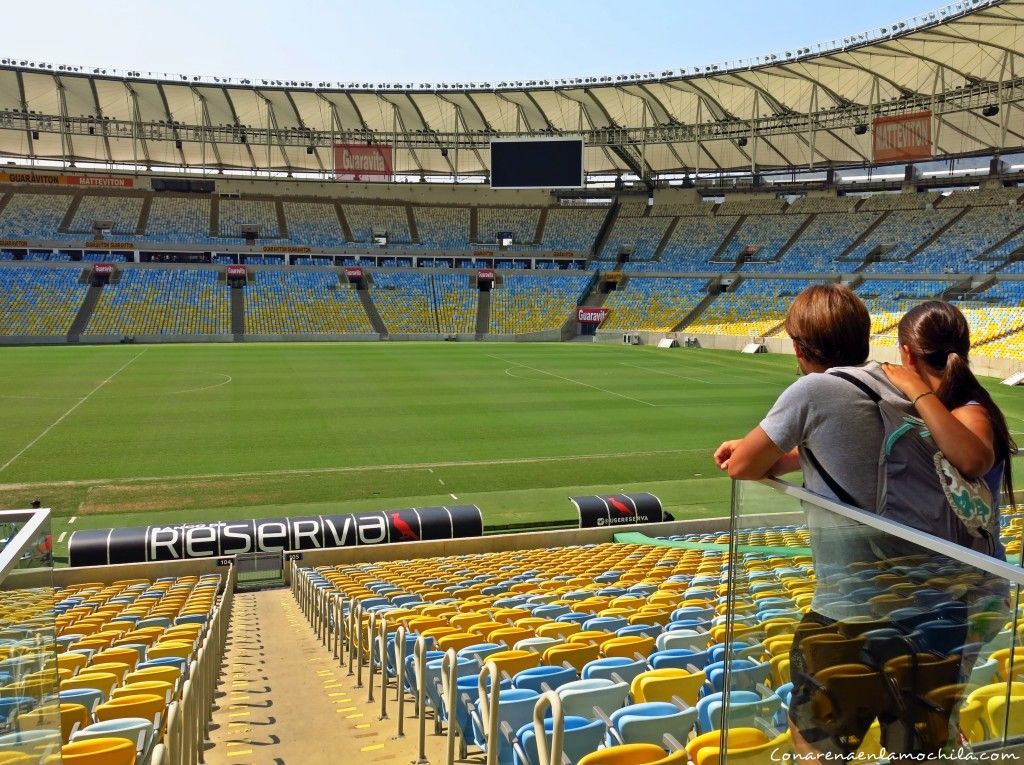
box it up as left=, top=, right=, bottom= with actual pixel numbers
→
left=982, top=105, right=1000, bottom=117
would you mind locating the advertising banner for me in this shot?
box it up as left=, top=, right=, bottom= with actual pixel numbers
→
left=66, top=175, right=134, bottom=188
left=577, top=307, right=610, bottom=324
left=344, top=267, right=364, bottom=279
left=68, top=505, right=485, bottom=566
left=571, top=493, right=664, bottom=528
left=0, top=172, right=133, bottom=188
left=477, top=269, right=496, bottom=281
left=334, top=144, right=393, bottom=182
left=85, top=241, right=134, bottom=250
left=93, top=263, right=115, bottom=275
left=226, top=265, right=247, bottom=277
left=872, top=111, right=932, bottom=163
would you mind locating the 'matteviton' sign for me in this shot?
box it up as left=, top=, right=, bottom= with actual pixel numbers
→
left=872, top=112, right=932, bottom=163
left=334, top=144, right=393, bottom=182
left=68, top=506, right=484, bottom=566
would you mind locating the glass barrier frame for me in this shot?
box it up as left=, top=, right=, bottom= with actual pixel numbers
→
left=0, top=506, right=60, bottom=764
left=0, top=507, right=53, bottom=580
left=722, top=478, right=1024, bottom=761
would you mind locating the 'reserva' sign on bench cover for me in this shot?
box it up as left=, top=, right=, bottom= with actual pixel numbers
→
left=68, top=505, right=483, bottom=566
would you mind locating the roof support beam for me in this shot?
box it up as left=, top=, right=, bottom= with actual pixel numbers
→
left=54, top=77, right=75, bottom=164
left=190, top=87, right=223, bottom=169
left=15, top=71, right=35, bottom=159
left=87, top=78, right=114, bottom=165
left=125, top=85, right=151, bottom=167
left=222, top=87, right=258, bottom=168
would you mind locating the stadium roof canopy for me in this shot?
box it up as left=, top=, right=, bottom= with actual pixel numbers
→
left=1, top=0, right=1023, bottom=179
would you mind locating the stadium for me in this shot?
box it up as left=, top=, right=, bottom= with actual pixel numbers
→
left=2, top=0, right=1024, bottom=762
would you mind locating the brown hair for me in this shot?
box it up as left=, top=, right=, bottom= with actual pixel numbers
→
left=897, top=300, right=1016, bottom=506
left=784, top=284, right=871, bottom=368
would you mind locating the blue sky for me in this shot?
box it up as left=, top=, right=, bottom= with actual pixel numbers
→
left=7, top=1, right=945, bottom=83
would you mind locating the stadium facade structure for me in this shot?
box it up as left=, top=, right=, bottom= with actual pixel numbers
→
left=1, top=0, right=1024, bottom=375
left=5, top=7, right=1024, bottom=765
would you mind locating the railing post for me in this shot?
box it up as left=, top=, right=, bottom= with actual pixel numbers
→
left=379, top=615, right=389, bottom=720
left=367, top=610, right=377, bottom=703
left=479, top=661, right=501, bottom=765
left=333, top=594, right=342, bottom=660
left=395, top=625, right=408, bottom=737
left=414, top=635, right=430, bottom=764
left=441, top=648, right=459, bottom=765
left=533, top=691, right=564, bottom=765
left=347, top=597, right=357, bottom=676
left=355, top=602, right=365, bottom=689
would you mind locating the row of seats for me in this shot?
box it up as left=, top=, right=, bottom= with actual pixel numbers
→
left=601, top=279, right=706, bottom=333
left=0, top=267, right=88, bottom=336
left=296, top=514, right=1024, bottom=764
left=7, top=260, right=1024, bottom=357
left=1, top=190, right=1021, bottom=266
left=0, top=574, right=223, bottom=763
left=84, top=269, right=231, bottom=336
left=686, top=280, right=812, bottom=338
left=490, top=275, right=592, bottom=334
left=478, top=208, right=541, bottom=246
left=245, top=271, right=373, bottom=334
left=219, top=199, right=279, bottom=238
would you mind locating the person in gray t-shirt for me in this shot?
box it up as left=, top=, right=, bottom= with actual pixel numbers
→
left=714, top=285, right=895, bottom=758
left=713, top=284, right=897, bottom=618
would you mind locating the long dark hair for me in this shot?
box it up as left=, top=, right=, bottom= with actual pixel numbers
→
left=897, top=301, right=1017, bottom=507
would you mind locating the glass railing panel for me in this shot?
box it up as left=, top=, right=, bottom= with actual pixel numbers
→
left=0, top=508, right=60, bottom=764
left=719, top=478, right=1024, bottom=763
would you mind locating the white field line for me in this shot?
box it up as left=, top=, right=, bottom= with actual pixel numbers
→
left=0, top=448, right=708, bottom=491
left=0, top=349, right=149, bottom=474
left=0, top=372, right=232, bottom=401
left=57, top=532, right=66, bottom=544
left=67, top=517, right=76, bottom=524
left=617, top=361, right=713, bottom=385
left=489, top=354, right=658, bottom=407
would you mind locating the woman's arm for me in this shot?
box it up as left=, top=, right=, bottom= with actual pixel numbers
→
left=882, top=364, right=995, bottom=477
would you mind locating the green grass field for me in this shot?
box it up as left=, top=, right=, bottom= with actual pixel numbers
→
left=1, top=342, right=1021, bottom=559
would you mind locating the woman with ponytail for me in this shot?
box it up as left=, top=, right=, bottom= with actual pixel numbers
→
left=883, top=301, right=1017, bottom=524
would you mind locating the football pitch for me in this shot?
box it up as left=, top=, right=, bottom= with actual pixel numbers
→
left=2, top=341, right=1022, bottom=560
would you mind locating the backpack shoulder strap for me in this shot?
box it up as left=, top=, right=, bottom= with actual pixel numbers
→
left=800, top=368, right=882, bottom=511
left=830, top=370, right=882, bottom=403
left=803, top=445, right=862, bottom=509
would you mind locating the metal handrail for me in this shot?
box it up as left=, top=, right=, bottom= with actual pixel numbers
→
left=756, top=477, right=1024, bottom=586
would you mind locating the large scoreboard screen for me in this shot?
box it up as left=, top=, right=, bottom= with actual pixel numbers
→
left=490, top=137, right=584, bottom=189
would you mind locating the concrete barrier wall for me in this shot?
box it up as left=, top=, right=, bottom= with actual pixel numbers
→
left=291, top=511, right=804, bottom=568
left=595, top=330, right=1024, bottom=379
left=245, top=333, right=381, bottom=343
left=5, top=556, right=230, bottom=590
